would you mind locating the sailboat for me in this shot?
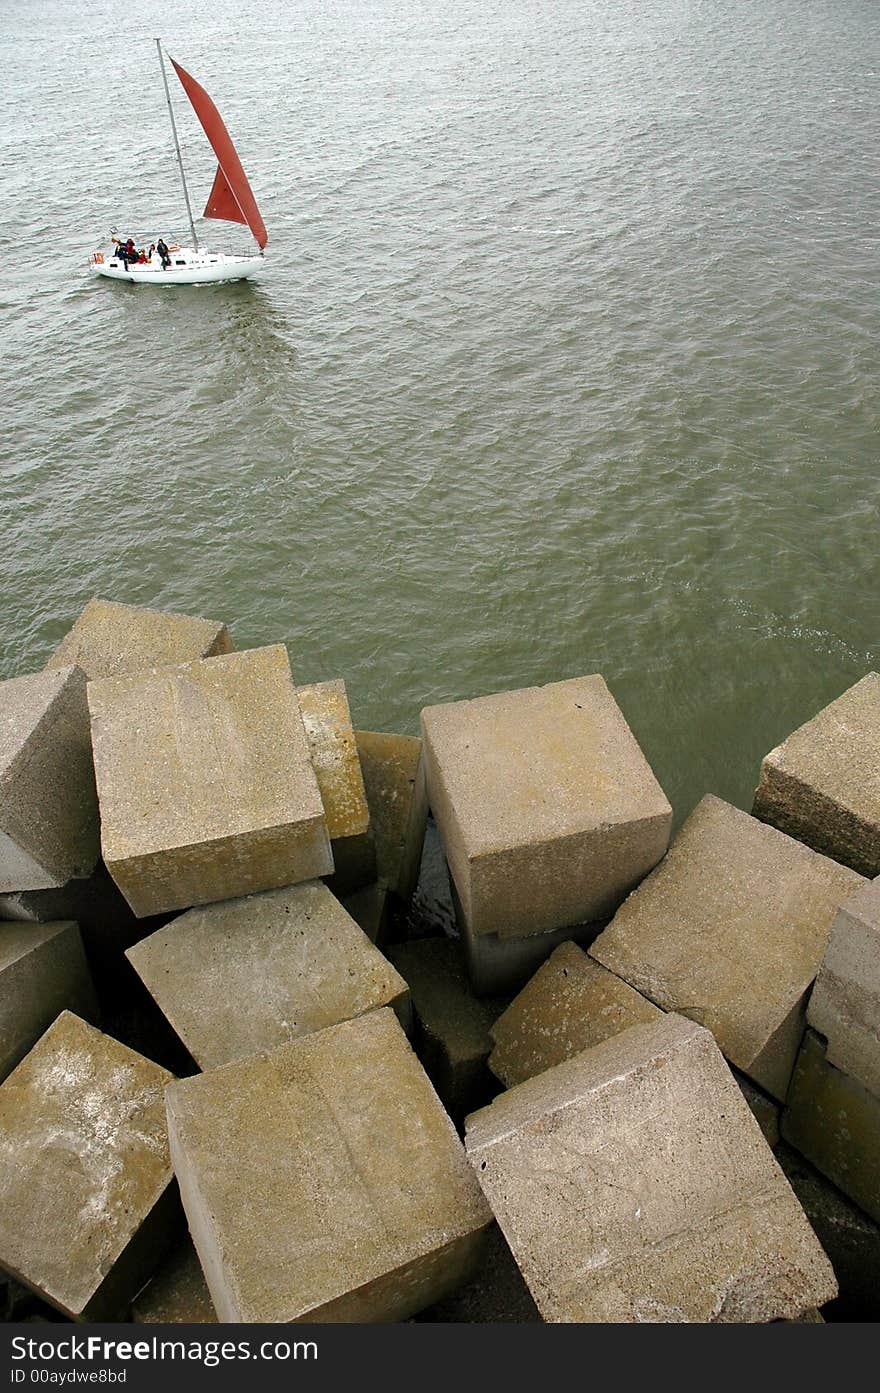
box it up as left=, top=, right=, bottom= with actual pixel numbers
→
left=90, top=41, right=267, bottom=285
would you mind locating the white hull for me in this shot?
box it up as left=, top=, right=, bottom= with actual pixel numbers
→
left=91, top=246, right=263, bottom=285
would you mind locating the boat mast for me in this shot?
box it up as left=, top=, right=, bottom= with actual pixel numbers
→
left=155, top=38, right=199, bottom=250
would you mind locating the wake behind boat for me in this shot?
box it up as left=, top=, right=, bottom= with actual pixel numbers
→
left=91, top=41, right=267, bottom=286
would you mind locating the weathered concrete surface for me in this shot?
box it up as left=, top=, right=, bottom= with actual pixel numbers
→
left=166, top=1008, right=492, bottom=1322
left=340, top=882, right=390, bottom=945
left=0, top=666, right=99, bottom=893
left=732, top=1070, right=780, bottom=1149
left=0, top=920, right=98, bottom=1081
left=590, top=795, right=864, bottom=1100
left=297, top=681, right=369, bottom=841
left=421, top=676, right=672, bottom=939
left=776, top=1142, right=880, bottom=1321
left=782, top=1029, right=880, bottom=1224
left=45, top=598, right=232, bottom=680
left=131, top=1238, right=217, bottom=1323
left=89, top=645, right=332, bottom=917
left=297, top=680, right=374, bottom=894
left=416, top=1225, right=541, bottom=1323
left=753, top=673, right=880, bottom=877
left=0, top=1012, right=178, bottom=1320
left=388, top=937, right=506, bottom=1120
left=355, top=730, right=428, bottom=901
left=465, top=1013, right=837, bottom=1323
left=489, top=942, right=663, bottom=1089
left=127, top=881, right=410, bottom=1069
left=807, top=877, right=880, bottom=1098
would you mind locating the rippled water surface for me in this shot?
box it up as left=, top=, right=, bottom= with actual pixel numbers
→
left=1, top=0, right=878, bottom=822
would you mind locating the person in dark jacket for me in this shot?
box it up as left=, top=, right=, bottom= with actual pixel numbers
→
left=156, top=237, right=171, bottom=270
left=113, top=236, right=137, bottom=266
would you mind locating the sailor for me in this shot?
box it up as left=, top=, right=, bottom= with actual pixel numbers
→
left=113, top=236, right=137, bottom=266
left=156, top=237, right=171, bottom=270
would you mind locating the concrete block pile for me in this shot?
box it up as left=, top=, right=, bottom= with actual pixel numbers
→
left=751, top=686, right=880, bottom=1254
left=0, top=598, right=878, bottom=1323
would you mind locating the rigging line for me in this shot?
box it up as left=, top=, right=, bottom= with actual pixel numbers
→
left=155, top=37, right=199, bottom=251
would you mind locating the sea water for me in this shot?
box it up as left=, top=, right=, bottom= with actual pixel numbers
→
left=1, top=0, right=878, bottom=822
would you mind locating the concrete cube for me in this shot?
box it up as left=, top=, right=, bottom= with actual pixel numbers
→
left=753, top=673, right=880, bottom=876
left=465, top=1013, right=837, bottom=1322
left=165, top=1008, right=492, bottom=1322
left=489, top=942, right=663, bottom=1089
left=808, top=877, right=880, bottom=1097
left=297, top=679, right=374, bottom=893
left=782, top=1029, right=880, bottom=1224
left=88, top=645, right=332, bottom=917
left=131, top=1239, right=217, bottom=1323
left=777, top=1141, right=880, bottom=1321
left=0, top=666, right=99, bottom=893
left=0, top=920, right=98, bottom=1081
left=46, top=597, right=232, bottom=680
left=0, top=1012, right=178, bottom=1320
left=421, top=675, right=671, bottom=939
left=388, top=937, right=506, bottom=1119
left=355, top=729, right=428, bottom=901
left=126, top=881, right=410, bottom=1070
left=590, top=794, right=864, bottom=1100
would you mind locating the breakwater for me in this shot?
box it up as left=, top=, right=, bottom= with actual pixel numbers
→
left=1, top=598, right=878, bottom=1324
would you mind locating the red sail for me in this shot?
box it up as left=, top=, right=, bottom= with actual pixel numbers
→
left=170, top=56, right=268, bottom=250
